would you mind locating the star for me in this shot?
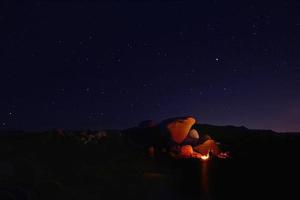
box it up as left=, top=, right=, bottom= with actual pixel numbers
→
left=57, top=40, right=63, bottom=44
left=1, top=1, right=299, bottom=132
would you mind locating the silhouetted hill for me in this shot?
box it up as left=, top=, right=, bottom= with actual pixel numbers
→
left=193, top=123, right=299, bottom=157
left=0, top=124, right=299, bottom=200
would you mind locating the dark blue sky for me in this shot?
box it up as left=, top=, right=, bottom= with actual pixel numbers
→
left=1, top=1, right=300, bottom=132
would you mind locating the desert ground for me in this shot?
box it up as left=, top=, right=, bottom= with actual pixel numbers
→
left=0, top=125, right=299, bottom=200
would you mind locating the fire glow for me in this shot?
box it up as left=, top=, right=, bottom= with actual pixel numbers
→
left=200, top=153, right=210, bottom=160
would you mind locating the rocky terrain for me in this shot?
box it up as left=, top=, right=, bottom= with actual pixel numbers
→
left=0, top=125, right=299, bottom=200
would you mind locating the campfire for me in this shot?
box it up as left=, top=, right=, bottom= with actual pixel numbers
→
left=200, top=153, right=210, bottom=160
left=180, top=145, right=211, bottom=160
left=179, top=145, right=228, bottom=160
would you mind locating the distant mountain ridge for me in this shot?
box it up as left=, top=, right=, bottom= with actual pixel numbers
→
left=0, top=124, right=299, bottom=136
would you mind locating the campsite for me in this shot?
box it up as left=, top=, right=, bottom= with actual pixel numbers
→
left=0, top=117, right=299, bottom=200
left=2, top=1, right=300, bottom=199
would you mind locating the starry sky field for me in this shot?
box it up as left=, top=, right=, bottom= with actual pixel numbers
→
left=1, top=0, right=300, bottom=132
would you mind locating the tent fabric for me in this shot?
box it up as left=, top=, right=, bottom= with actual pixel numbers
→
left=162, top=116, right=196, bottom=144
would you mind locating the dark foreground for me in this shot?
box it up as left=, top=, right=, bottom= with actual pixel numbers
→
left=0, top=127, right=299, bottom=200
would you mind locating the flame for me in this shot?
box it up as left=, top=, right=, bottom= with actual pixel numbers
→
left=200, top=153, right=210, bottom=160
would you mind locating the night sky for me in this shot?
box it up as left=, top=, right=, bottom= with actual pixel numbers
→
left=1, top=1, right=300, bottom=132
